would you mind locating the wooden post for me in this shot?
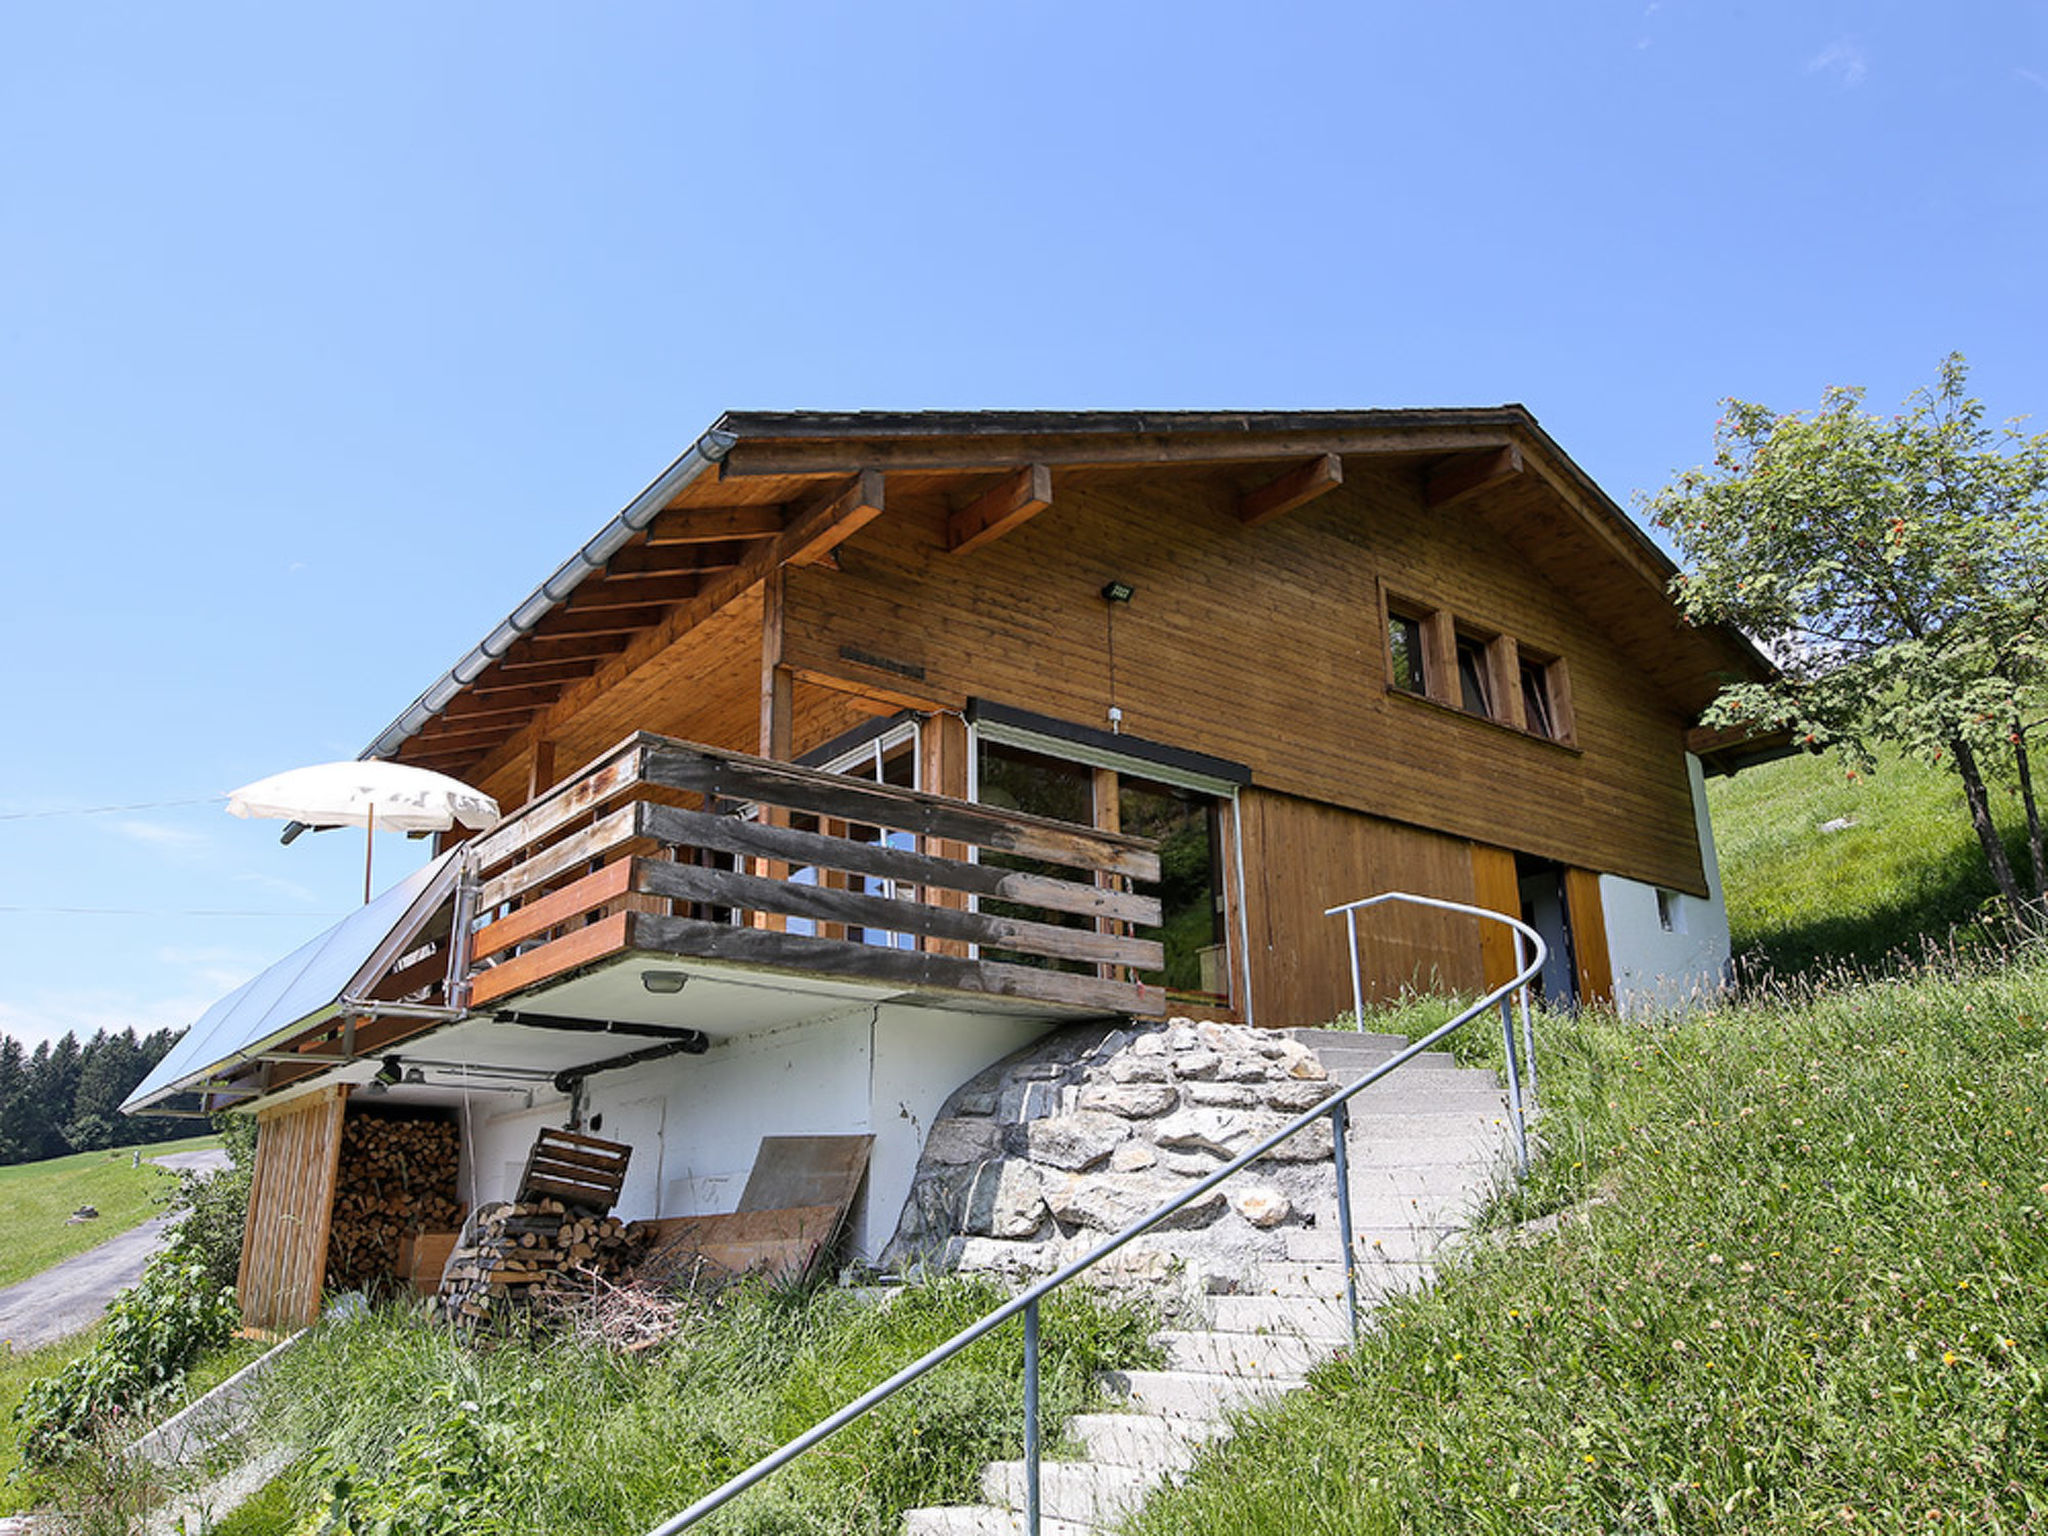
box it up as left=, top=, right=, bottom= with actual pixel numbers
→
left=921, top=712, right=972, bottom=956
left=756, top=570, right=792, bottom=930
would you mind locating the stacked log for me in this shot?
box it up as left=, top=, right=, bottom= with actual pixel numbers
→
left=436, top=1200, right=655, bottom=1326
left=324, top=1111, right=464, bottom=1292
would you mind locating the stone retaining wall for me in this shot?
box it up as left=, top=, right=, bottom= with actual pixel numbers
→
left=884, top=1017, right=1341, bottom=1291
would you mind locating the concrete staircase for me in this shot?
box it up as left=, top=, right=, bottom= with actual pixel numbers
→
left=901, top=1028, right=1520, bottom=1535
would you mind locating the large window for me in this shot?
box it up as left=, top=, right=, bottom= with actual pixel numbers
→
left=974, top=732, right=1233, bottom=1005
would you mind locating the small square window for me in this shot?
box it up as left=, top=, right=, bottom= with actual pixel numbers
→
left=1388, top=612, right=1427, bottom=694
left=1656, top=888, right=1685, bottom=933
left=1456, top=637, right=1494, bottom=719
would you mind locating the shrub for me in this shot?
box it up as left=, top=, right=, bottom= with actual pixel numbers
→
left=12, top=1252, right=238, bottom=1462
left=164, top=1112, right=256, bottom=1291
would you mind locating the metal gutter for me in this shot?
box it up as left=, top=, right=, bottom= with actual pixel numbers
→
left=359, top=426, right=740, bottom=762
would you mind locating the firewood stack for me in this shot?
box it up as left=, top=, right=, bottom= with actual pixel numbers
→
left=325, top=1110, right=464, bottom=1292
left=435, top=1200, right=656, bottom=1326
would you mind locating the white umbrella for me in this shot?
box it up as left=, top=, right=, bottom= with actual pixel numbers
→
left=228, top=761, right=502, bottom=902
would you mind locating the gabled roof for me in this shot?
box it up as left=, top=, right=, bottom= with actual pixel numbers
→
left=359, top=407, right=1772, bottom=776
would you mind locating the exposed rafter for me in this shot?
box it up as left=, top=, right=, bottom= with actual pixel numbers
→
left=564, top=574, right=704, bottom=610
left=469, top=657, right=603, bottom=691
left=1425, top=443, right=1524, bottom=511
left=1238, top=454, right=1343, bottom=527
left=643, top=505, right=787, bottom=545
left=947, top=464, right=1053, bottom=555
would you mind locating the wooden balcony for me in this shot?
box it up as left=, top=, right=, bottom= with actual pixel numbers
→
left=462, top=733, right=1168, bottom=1019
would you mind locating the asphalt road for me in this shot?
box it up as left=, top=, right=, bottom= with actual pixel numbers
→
left=0, top=1148, right=232, bottom=1355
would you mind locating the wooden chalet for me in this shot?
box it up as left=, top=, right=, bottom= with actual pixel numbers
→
left=124, top=408, right=1772, bottom=1328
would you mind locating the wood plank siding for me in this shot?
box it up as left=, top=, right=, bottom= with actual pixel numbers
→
left=774, top=461, right=1706, bottom=894
left=238, top=1087, right=347, bottom=1332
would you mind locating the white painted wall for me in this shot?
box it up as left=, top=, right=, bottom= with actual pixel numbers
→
left=462, top=1003, right=1051, bottom=1259
left=1600, top=753, right=1733, bottom=1015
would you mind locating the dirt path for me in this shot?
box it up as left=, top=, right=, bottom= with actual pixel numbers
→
left=0, top=1149, right=231, bottom=1355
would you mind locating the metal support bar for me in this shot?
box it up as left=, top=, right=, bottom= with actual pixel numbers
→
left=1500, top=994, right=1529, bottom=1174
left=1515, top=929, right=1538, bottom=1108
left=1328, top=1096, right=1359, bottom=1342
left=1022, top=1298, right=1041, bottom=1536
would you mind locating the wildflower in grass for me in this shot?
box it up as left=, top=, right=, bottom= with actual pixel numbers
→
left=1942, top=1351, right=1960, bottom=1365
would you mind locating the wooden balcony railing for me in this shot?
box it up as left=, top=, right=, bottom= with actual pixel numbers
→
left=463, top=733, right=1167, bottom=1018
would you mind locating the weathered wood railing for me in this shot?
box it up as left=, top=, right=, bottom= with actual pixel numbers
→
left=463, top=733, right=1166, bottom=1017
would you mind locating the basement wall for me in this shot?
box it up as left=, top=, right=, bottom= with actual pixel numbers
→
left=462, top=1003, right=1053, bottom=1259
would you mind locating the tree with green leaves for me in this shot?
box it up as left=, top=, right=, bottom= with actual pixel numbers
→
left=1647, top=355, right=2048, bottom=926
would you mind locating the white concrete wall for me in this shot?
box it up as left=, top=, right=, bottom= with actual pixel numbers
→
left=462, top=1003, right=1051, bottom=1260
left=1600, top=753, right=1734, bottom=1016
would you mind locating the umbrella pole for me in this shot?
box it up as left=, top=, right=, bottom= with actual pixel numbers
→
left=364, top=803, right=375, bottom=905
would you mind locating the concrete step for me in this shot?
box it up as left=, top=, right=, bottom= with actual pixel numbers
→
left=1158, top=1329, right=1334, bottom=1378
left=1339, top=1085, right=1509, bottom=1115
left=1311, top=1190, right=1480, bottom=1229
left=1316, top=1050, right=1464, bottom=1078
left=1099, top=1367, right=1302, bottom=1420
left=903, top=1505, right=1103, bottom=1536
left=1286, top=1226, right=1465, bottom=1264
left=1065, top=1412, right=1230, bottom=1473
left=1202, top=1293, right=1355, bottom=1340
left=1335, top=1164, right=1502, bottom=1201
left=1286, top=1028, right=1411, bottom=1055
left=983, top=1459, right=1157, bottom=1525
left=1340, top=1111, right=1518, bottom=1141
left=1347, top=1133, right=1515, bottom=1171
left=1233, top=1258, right=1433, bottom=1299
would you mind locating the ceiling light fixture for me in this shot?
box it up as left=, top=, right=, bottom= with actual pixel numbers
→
left=641, top=970, right=688, bottom=995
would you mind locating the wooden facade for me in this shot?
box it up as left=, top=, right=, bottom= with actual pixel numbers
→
left=369, top=410, right=1764, bottom=1025
left=238, top=1087, right=346, bottom=1333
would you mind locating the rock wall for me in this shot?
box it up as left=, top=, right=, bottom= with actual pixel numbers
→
left=884, top=1017, right=1342, bottom=1292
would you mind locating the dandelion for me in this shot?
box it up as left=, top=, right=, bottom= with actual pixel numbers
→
left=1942, top=1351, right=1960, bottom=1366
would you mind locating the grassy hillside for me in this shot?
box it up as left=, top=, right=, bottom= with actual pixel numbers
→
left=1136, top=953, right=2048, bottom=1532
left=0, top=1135, right=217, bottom=1293
left=1706, top=746, right=2038, bottom=977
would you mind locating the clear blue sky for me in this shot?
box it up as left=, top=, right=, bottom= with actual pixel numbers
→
left=2, top=2, right=2043, bottom=1049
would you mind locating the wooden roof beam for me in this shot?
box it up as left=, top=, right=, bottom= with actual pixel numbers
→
left=439, top=685, right=562, bottom=720
left=564, top=574, right=704, bottom=610
left=496, top=633, right=633, bottom=665
left=604, top=540, right=745, bottom=578
left=1238, top=454, right=1342, bottom=527
left=468, top=657, right=603, bottom=691
left=783, top=469, right=885, bottom=568
left=1425, top=444, right=1524, bottom=511
left=644, top=505, right=787, bottom=545
left=948, top=464, right=1053, bottom=555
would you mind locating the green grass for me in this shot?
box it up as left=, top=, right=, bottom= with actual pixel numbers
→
left=0, top=1136, right=220, bottom=1294
left=1132, top=951, right=2048, bottom=1533
left=221, top=1273, right=1157, bottom=1535
left=1706, top=746, right=2038, bottom=978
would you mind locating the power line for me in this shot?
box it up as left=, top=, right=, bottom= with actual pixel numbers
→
left=0, top=796, right=228, bottom=823
left=0, top=905, right=346, bottom=918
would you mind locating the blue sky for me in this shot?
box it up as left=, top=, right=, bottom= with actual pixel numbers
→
left=2, top=2, right=2043, bottom=1049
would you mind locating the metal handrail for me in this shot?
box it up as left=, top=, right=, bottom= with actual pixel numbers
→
left=641, top=893, right=1546, bottom=1536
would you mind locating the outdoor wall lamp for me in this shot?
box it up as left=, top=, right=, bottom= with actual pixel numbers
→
left=1100, top=580, right=1135, bottom=604
left=641, top=969, right=688, bottom=995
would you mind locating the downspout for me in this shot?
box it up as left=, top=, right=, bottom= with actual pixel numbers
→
left=357, top=426, right=741, bottom=763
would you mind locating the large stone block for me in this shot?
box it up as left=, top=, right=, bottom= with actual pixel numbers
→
left=963, top=1161, right=1047, bottom=1239
left=1010, top=1112, right=1130, bottom=1172
left=1077, top=1082, right=1178, bottom=1119
left=923, top=1117, right=1003, bottom=1165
